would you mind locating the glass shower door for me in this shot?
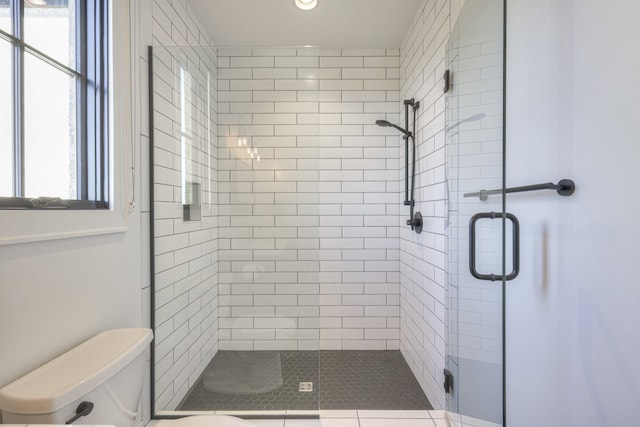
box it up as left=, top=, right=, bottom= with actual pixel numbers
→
left=445, top=0, right=507, bottom=426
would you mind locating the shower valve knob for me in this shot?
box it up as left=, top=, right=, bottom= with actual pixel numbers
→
left=407, top=212, right=423, bottom=234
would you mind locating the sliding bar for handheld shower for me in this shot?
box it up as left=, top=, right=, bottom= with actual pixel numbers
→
left=405, top=99, right=422, bottom=233
left=402, top=99, right=419, bottom=207
left=374, top=99, right=422, bottom=234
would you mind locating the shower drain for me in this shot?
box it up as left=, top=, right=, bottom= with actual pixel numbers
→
left=299, top=382, right=313, bottom=392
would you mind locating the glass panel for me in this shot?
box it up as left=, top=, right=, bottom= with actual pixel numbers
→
left=0, top=0, right=10, bottom=34
left=23, top=51, right=77, bottom=199
left=0, top=38, right=12, bottom=197
left=151, top=46, right=216, bottom=413
left=24, top=0, right=76, bottom=69
left=446, top=0, right=505, bottom=425
left=151, top=45, right=320, bottom=416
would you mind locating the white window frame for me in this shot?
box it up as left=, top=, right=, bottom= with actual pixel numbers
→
left=0, top=0, right=133, bottom=245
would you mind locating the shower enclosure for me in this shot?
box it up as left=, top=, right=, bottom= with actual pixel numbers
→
left=149, top=0, right=508, bottom=423
left=149, top=44, right=428, bottom=416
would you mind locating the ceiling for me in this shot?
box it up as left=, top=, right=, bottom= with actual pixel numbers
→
left=186, top=0, right=424, bottom=49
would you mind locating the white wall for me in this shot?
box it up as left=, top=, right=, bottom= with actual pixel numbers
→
left=0, top=0, right=142, bottom=413
left=506, top=0, right=640, bottom=425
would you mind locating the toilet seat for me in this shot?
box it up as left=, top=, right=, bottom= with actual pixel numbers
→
left=157, top=415, right=254, bottom=427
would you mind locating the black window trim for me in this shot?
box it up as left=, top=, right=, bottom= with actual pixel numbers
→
left=0, top=0, right=109, bottom=210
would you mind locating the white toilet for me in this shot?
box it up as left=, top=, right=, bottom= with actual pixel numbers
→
left=0, top=328, right=252, bottom=427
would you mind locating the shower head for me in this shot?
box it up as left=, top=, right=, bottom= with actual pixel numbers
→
left=375, top=119, right=411, bottom=137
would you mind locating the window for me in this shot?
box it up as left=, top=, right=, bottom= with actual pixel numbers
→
left=0, top=0, right=109, bottom=209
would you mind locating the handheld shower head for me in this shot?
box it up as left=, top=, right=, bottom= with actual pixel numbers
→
left=375, top=119, right=411, bottom=137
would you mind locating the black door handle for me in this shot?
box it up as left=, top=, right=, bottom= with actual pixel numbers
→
left=469, top=212, right=520, bottom=281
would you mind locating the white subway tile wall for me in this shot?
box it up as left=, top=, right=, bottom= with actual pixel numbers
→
left=399, top=0, right=451, bottom=411
left=151, top=0, right=219, bottom=411
left=217, top=48, right=403, bottom=352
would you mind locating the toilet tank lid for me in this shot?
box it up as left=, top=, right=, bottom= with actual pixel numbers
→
left=0, top=328, right=153, bottom=414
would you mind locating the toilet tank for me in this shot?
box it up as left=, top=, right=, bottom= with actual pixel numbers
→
left=0, top=328, right=153, bottom=427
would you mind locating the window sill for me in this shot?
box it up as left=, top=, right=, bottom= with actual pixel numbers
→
left=0, top=208, right=130, bottom=246
left=0, top=225, right=129, bottom=246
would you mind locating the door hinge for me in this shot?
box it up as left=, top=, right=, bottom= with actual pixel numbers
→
left=444, top=70, right=451, bottom=93
left=444, top=369, right=454, bottom=394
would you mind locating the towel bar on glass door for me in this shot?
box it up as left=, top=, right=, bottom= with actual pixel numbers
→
left=463, top=179, right=576, bottom=201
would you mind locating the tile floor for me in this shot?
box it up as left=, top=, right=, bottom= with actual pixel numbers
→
left=149, top=410, right=448, bottom=427
left=243, top=410, right=448, bottom=426
left=179, top=351, right=431, bottom=411
left=152, top=410, right=502, bottom=427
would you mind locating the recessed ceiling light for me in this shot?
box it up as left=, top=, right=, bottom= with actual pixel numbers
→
left=295, top=0, right=317, bottom=11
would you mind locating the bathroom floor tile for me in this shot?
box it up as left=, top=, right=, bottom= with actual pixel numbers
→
left=245, top=420, right=285, bottom=427
left=319, top=351, right=431, bottom=410
left=358, top=410, right=432, bottom=418
left=282, top=419, right=359, bottom=427
left=359, top=419, right=437, bottom=427
left=319, top=410, right=358, bottom=418
left=282, top=420, right=321, bottom=427
left=318, top=419, right=360, bottom=427
left=178, top=350, right=431, bottom=411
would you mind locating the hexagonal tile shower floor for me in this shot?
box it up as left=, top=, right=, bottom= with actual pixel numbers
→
left=178, top=350, right=432, bottom=411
